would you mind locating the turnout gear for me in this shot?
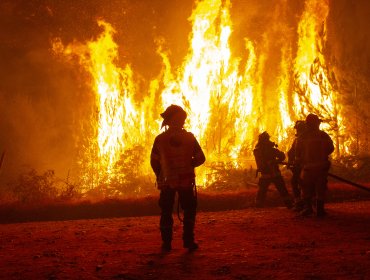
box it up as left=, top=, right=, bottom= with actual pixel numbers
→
left=253, top=132, right=292, bottom=208
left=152, top=129, right=200, bottom=190
left=316, top=200, right=326, bottom=217
left=158, top=188, right=198, bottom=249
left=151, top=105, right=205, bottom=251
left=295, top=114, right=334, bottom=217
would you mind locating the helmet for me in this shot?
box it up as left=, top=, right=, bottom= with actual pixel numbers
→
left=160, top=105, right=187, bottom=128
left=258, top=131, right=270, bottom=142
left=305, top=113, right=322, bottom=126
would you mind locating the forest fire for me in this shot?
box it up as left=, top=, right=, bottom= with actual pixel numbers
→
left=2, top=2, right=370, bottom=279
left=51, top=0, right=351, bottom=193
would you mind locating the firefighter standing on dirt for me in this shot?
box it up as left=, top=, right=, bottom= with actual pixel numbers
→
left=253, top=132, right=292, bottom=209
left=150, top=104, right=206, bottom=252
left=287, top=120, right=306, bottom=211
left=295, top=114, right=334, bottom=217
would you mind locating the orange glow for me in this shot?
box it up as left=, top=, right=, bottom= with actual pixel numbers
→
left=53, top=0, right=349, bottom=192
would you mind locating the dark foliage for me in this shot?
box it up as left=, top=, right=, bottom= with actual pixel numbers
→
left=4, top=168, right=80, bottom=203
left=205, top=162, right=257, bottom=191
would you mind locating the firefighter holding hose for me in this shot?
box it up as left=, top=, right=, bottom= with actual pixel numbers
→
left=295, top=114, right=334, bottom=217
left=150, top=105, right=205, bottom=252
left=253, top=131, right=293, bottom=209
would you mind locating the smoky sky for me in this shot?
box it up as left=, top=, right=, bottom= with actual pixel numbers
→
left=0, top=0, right=369, bottom=182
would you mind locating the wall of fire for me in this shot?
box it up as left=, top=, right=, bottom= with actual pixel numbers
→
left=0, top=0, right=369, bottom=192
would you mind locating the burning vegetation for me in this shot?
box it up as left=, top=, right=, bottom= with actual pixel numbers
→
left=1, top=0, right=370, bottom=202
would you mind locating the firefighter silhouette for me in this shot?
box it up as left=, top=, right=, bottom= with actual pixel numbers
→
left=150, top=105, right=205, bottom=252
left=287, top=120, right=306, bottom=211
left=253, top=132, right=292, bottom=208
left=295, top=114, right=334, bottom=217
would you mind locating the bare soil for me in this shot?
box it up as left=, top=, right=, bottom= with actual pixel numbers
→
left=0, top=200, right=369, bottom=280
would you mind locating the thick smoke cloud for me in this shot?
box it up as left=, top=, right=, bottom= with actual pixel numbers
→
left=0, top=0, right=369, bottom=184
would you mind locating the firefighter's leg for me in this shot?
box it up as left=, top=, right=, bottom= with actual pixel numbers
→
left=274, top=176, right=293, bottom=209
left=315, top=172, right=328, bottom=217
left=256, top=178, right=269, bottom=207
left=292, top=169, right=304, bottom=211
left=299, top=170, right=314, bottom=216
left=179, top=188, right=198, bottom=251
left=159, top=188, right=176, bottom=250
left=291, top=169, right=302, bottom=201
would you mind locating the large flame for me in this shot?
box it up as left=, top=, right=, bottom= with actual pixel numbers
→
left=53, top=0, right=349, bottom=193
left=293, top=0, right=348, bottom=157
left=160, top=0, right=257, bottom=163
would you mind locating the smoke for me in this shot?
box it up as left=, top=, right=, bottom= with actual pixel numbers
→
left=326, top=0, right=370, bottom=153
left=0, top=0, right=369, bottom=186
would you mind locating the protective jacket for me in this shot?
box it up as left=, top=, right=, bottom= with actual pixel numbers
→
left=295, top=129, right=334, bottom=170
left=151, top=127, right=205, bottom=190
left=253, top=141, right=285, bottom=178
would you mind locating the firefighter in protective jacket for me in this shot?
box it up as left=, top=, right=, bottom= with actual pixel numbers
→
left=295, top=114, right=334, bottom=217
left=287, top=120, right=306, bottom=211
left=150, top=105, right=205, bottom=252
left=253, top=132, right=292, bottom=208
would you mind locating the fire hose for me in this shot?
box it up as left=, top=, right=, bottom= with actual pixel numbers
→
left=327, top=173, right=370, bottom=193
left=0, top=151, right=5, bottom=171
left=281, top=162, right=370, bottom=193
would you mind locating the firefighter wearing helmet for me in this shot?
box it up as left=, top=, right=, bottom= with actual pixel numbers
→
left=295, top=114, right=334, bottom=217
left=150, top=104, right=205, bottom=252
left=253, top=131, right=293, bottom=208
left=287, top=120, right=306, bottom=211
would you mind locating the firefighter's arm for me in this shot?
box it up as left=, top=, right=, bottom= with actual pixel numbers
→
left=150, top=140, right=161, bottom=177
left=192, top=139, right=206, bottom=167
left=326, top=134, right=335, bottom=155
left=287, top=139, right=297, bottom=164
left=294, top=137, right=303, bottom=166
left=253, top=149, right=268, bottom=172
left=275, top=149, right=286, bottom=163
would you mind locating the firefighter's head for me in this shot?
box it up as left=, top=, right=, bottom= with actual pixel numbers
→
left=305, top=113, right=322, bottom=129
left=160, top=104, right=187, bottom=128
left=257, top=131, right=277, bottom=148
left=258, top=131, right=270, bottom=143
left=294, top=120, right=306, bottom=134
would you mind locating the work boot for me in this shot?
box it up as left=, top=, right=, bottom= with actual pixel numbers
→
left=160, top=226, right=172, bottom=252
left=316, top=200, right=326, bottom=217
left=298, top=199, right=313, bottom=217
left=255, top=200, right=264, bottom=208
left=183, top=241, right=199, bottom=252
left=299, top=207, right=313, bottom=216
left=284, top=198, right=293, bottom=209
left=292, top=199, right=305, bottom=212
left=161, top=242, right=172, bottom=252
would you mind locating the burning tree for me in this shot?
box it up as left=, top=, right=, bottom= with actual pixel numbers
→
left=51, top=0, right=357, bottom=196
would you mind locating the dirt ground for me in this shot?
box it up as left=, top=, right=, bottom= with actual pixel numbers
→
left=0, top=200, right=369, bottom=280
